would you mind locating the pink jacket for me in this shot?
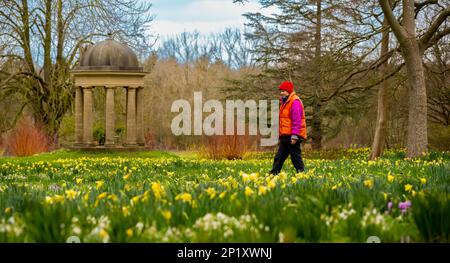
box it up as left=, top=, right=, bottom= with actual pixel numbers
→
left=289, top=100, right=302, bottom=137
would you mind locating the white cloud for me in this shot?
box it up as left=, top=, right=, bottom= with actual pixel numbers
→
left=161, top=0, right=258, bottom=22
left=150, top=0, right=279, bottom=44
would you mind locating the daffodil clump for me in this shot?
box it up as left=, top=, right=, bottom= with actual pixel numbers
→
left=0, top=149, right=448, bottom=242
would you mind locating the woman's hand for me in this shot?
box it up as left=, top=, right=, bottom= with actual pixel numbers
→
left=291, top=138, right=297, bottom=145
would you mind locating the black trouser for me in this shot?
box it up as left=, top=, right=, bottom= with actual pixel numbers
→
left=269, top=136, right=305, bottom=174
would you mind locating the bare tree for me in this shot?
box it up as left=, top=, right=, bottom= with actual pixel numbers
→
left=426, top=41, right=450, bottom=126
left=370, top=6, right=391, bottom=160
left=235, top=0, right=397, bottom=149
left=379, top=0, right=450, bottom=157
left=158, top=28, right=254, bottom=69
left=0, top=0, right=153, bottom=144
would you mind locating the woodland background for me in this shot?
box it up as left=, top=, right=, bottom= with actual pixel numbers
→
left=0, top=0, right=449, bottom=158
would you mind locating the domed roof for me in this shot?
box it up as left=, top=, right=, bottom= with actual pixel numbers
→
left=76, top=38, right=142, bottom=71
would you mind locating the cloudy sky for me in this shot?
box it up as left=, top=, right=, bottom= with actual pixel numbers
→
left=149, top=0, right=276, bottom=42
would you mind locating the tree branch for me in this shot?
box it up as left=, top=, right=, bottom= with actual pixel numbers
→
left=424, top=27, right=450, bottom=50
left=419, top=5, right=450, bottom=49
left=414, top=0, right=438, bottom=17
left=0, top=70, right=45, bottom=89
left=379, top=0, right=407, bottom=43
left=320, top=47, right=399, bottom=102
left=0, top=101, right=29, bottom=133
left=335, top=63, right=405, bottom=99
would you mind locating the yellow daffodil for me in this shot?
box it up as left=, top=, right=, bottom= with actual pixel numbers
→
left=245, top=186, right=254, bottom=197
left=131, top=195, right=141, bottom=205
left=291, top=177, right=298, bottom=184
left=151, top=182, right=165, bottom=199
left=364, top=179, right=374, bottom=189
left=45, top=194, right=65, bottom=204
left=268, top=179, right=276, bottom=189
left=96, top=180, right=104, bottom=189
left=420, top=178, right=427, bottom=184
left=387, top=173, right=394, bottom=183
left=126, top=228, right=133, bottom=237
left=97, top=192, right=108, bottom=200
left=205, top=187, right=217, bottom=199
left=175, top=193, right=192, bottom=203
left=404, top=184, right=413, bottom=192
left=99, top=229, right=109, bottom=240
left=84, top=193, right=90, bottom=202
left=108, top=194, right=118, bottom=202
left=65, top=189, right=79, bottom=200
left=258, top=185, right=267, bottom=195
left=279, top=172, right=287, bottom=182
left=161, top=210, right=172, bottom=221
left=122, top=206, right=130, bottom=216
left=249, top=172, right=259, bottom=182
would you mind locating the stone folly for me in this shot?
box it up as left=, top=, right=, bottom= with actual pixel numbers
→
left=71, top=37, right=146, bottom=148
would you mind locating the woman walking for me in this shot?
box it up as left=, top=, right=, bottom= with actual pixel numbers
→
left=269, top=81, right=307, bottom=174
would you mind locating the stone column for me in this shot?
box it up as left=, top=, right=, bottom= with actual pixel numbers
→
left=136, top=87, right=145, bottom=146
left=126, top=87, right=137, bottom=146
left=83, top=87, right=94, bottom=146
left=74, top=86, right=83, bottom=146
left=105, top=86, right=115, bottom=146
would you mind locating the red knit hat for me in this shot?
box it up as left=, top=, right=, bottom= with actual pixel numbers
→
left=278, top=81, right=294, bottom=94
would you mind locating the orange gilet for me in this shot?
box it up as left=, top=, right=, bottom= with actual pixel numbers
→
left=279, top=92, right=307, bottom=139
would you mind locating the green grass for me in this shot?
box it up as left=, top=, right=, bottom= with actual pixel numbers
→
left=0, top=148, right=448, bottom=243
left=0, top=149, right=178, bottom=162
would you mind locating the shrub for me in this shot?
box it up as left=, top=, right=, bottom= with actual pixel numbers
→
left=200, top=134, right=256, bottom=160
left=4, top=116, right=49, bottom=156
left=57, top=116, right=75, bottom=146
left=93, top=126, right=105, bottom=146
left=115, top=126, right=125, bottom=144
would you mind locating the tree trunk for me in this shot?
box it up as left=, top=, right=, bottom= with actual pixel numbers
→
left=369, top=17, right=390, bottom=160
left=311, top=0, right=323, bottom=150
left=402, top=0, right=428, bottom=158
left=56, top=0, right=64, bottom=71
left=379, top=0, right=430, bottom=158
left=404, top=41, right=428, bottom=157
left=43, top=0, right=52, bottom=86
left=20, top=0, right=34, bottom=71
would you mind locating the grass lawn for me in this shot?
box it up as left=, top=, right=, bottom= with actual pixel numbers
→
left=0, top=148, right=449, bottom=242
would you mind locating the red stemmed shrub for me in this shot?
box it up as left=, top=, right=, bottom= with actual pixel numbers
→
left=4, top=116, right=50, bottom=156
